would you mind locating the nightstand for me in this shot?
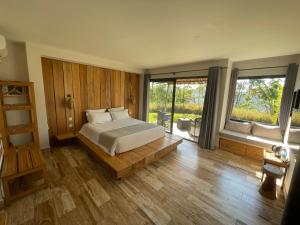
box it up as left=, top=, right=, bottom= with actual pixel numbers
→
left=55, top=132, right=78, bottom=141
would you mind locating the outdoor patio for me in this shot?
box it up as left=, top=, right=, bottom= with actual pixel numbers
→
left=173, top=122, right=198, bottom=142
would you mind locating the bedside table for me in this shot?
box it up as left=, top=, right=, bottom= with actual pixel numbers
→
left=55, top=132, right=78, bottom=141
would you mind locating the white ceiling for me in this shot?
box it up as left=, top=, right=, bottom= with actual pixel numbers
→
left=1, top=0, right=300, bottom=70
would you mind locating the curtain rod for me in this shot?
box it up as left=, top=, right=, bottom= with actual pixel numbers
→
left=150, top=67, right=228, bottom=76
left=237, top=65, right=289, bottom=71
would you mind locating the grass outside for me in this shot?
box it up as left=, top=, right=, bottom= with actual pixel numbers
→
left=231, top=108, right=274, bottom=124
left=291, top=110, right=300, bottom=127
left=149, top=108, right=300, bottom=127
left=148, top=112, right=201, bottom=124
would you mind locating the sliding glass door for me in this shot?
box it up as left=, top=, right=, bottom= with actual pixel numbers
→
left=148, top=77, right=207, bottom=142
left=148, top=80, right=174, bottom=133
left=173, top=78, right=207, bottom=142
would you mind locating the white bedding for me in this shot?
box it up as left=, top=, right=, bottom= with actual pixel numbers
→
left=79, top=118, right=165, bottom=156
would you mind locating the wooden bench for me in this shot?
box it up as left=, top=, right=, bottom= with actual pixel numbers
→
left=219, top=137, right=264, bottom=160
left=1, top=143, right=48, bottom=205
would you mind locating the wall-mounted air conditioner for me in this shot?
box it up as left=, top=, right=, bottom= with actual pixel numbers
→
left=0, top=35, right=8, bottom=60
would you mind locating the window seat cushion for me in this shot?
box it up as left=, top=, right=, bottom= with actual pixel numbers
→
left=225, top=120, right=252, bottom=134
left=220, top=129, right=300, bottom=151
left=252, top=123, right=282, bottom=141
left=220, top=129, right=283, bottom=150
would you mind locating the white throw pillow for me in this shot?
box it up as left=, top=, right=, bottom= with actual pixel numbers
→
left=252, top=123, right=282, bottom=141
left=87, top=111, right=111, bottom=124
left=108, top=107, right=125, bottom=112
left=225, top=120, right=252, bottom=134
left=110, top=109, right=129, bottom=120
left=86, top=109, right=106, bottom=122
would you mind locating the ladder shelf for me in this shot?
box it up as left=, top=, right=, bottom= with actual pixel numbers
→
left=0, top=80, right=48, bottom=205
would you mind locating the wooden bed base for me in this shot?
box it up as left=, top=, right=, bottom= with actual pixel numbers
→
left=77, top=133, right=183, bottom=178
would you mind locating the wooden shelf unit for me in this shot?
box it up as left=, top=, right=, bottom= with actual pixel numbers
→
left=0, top=80, right=48, bottom=205
left=2, top=104, right=32, bottom=111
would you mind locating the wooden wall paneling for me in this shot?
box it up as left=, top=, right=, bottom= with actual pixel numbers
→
left=102, top=69, right=112, bottom=108
left=111, top=70, right=125, bottom=108
left=87, top=66, right=95, bottom=109
left=41, top=57, right=141, bottom=142
left=63, top=62, right=75, bottom=132
left=71, top=63, right=82, bottom=131
left=93, top=67, right=101, bottom=109
left=79, top=64, right=88, bottom=125
left=124, top=73, right=140, bottom=119
left=132, top=74, right=140, bottom=119
left=52, top=60, right=67, bottom=134
left=99, top=68, right=109, bottom=109
left=120, top=71, right=125, bottom=107
left=41, top=58, right=57, bottom=138
left=124, top=73, right=130, bottom=110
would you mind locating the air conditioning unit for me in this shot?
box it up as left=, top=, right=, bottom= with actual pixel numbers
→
left=0, top=35, right=8, bottom=60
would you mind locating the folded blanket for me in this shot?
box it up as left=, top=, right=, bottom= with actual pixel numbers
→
left=98, top=123, right=158, bottom=151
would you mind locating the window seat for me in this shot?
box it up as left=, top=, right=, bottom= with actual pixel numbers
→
left=220, top=129, right=300, bottom=152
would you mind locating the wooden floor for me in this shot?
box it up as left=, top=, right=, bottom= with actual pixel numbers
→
left=1, top=140, right=285, bottom=225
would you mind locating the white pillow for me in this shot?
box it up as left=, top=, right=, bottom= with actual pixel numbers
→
left=225, top=120, right=252, bottom=134
left=87, top=111, right=112, bottom=124
left=108, top=107, right=124, bottom=112
left=86, top=109, right=106, bottom=121
left=110, top=109, right=129, bottom=120
left=252, top=123, right=282, bottom=141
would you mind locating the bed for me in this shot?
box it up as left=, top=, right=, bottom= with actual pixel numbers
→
left=79, top=118, right=165, bottom=156
left=77, top=111, right=182, bottom=178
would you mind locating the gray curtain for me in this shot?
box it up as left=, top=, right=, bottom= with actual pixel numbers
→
left=142, top=74, right=150, bottom=121
left=279, top=63, right=299, bottom=137
left=198, top=67, right=222, bottom=149
left=225, top=68, right=238, bottom=122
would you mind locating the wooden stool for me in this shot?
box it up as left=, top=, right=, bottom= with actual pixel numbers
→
left=259, top=164, right=284, bottom=200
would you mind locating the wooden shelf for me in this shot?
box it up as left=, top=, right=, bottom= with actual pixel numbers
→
left=1, top=143, right=46, bottom=178
left=55, top=132, right=78, bottom=141
left=2, top=104, right=32, bottom=111
left=0, top=81, right=48, bottom=206
left=1, top=148, right=17, bottom=177
left=0, top=80, right=33, bottom=86
left=2, top=94, right=28, bottom=98
left=7, top=124, right=34, bottom=135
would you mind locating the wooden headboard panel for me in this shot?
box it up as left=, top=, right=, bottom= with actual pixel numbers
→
left=41, top=57, right=140, bottom=141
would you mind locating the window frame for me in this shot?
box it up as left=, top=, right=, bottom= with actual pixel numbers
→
left=230, top=74, right=286, bottom=126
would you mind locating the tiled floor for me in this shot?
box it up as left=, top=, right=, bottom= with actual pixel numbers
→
left=2, top=140, right=285, bottom=225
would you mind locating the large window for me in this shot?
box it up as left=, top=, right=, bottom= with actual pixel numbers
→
left=231, top=76, right=285, bottom=125
left=291, top=109, right=300, bottom=127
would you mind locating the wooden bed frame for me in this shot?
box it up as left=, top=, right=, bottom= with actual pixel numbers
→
left=77, top=133, right=183, bottom=178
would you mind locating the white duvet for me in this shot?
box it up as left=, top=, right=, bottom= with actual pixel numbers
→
left=79, top=118, right=165, bottom=156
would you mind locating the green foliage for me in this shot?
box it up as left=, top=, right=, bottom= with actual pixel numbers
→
left=148, top=112, right=200, bottom=124
left=291, top=110, right=300, bottom=127
left=149, top=103, right=203, bottom=115
left=233, top=78, right=285, bottom=125
left=231, top=107, right=274, bottom=124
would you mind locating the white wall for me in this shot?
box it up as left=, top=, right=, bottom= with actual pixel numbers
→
left=25, top=42, right=144, bottom=149
left=233, top=54, right=300, bottom=77
left=0, top=40, right=32, bottom=145
left=0, top=40, right=29, bottom=81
